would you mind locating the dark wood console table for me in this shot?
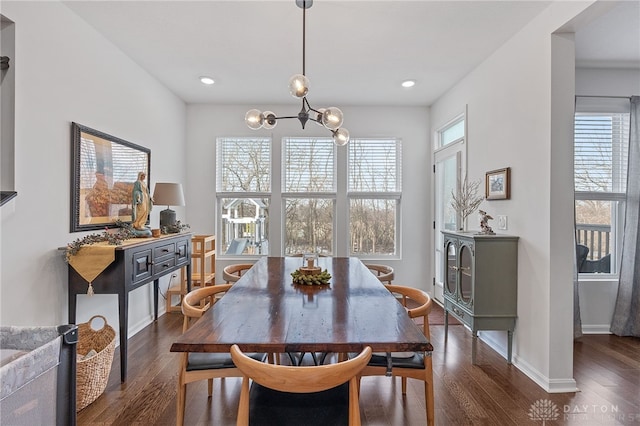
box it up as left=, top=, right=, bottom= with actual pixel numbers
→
left=68, top=233, right=192, bottom=382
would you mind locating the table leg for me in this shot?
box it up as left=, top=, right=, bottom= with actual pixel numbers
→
left=68, top=292, right=77, bottom=324
left=186, top=262, right=192, bottom=292
left=153, top=279, right=159, bottom=321
left=118, top=291, right=128, bottom=382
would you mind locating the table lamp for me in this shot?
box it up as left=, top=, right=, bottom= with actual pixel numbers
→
left=152, top=183, right=185, bottom=228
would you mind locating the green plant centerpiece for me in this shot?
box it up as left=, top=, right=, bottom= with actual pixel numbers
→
left=291, top=268, right=332, bottom=286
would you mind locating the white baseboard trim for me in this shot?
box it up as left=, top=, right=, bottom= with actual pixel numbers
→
left=478, top=332, right=579, bottom=394
left=511, top=354, right=579, bottom=393
left=581, top=324, right=612, bottom=334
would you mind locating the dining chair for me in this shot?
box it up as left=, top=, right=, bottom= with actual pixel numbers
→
left=222, top=263, right=254, bottom=283
left=231, top=344, right=372, bottom=426
left=177, top=284, right=264, bottom=426
left=358, top=284, right=434, bottom=426
left=364, top=263, right=394, bottom=284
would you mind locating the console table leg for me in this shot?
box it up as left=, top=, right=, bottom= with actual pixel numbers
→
left=507, top=330, right=513, bottom=364
left=153, top=279, right=159, bottom=321
left=118, top=292, right=128, bottom=382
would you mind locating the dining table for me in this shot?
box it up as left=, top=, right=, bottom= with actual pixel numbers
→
left=170, top=256, right=432, bottom=359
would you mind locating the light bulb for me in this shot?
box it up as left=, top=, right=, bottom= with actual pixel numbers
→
left=288, top=74, right=309, bottom=98
left=333, top=128, right=350, bottom=146
left=322, top=107, right=344, bottom=130
left=245, top=109, right=264, bottom=130
left=262, top=111, right=277, bottom=130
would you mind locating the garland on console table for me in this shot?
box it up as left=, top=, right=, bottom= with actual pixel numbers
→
left=65, top=220, right=137, bottom=262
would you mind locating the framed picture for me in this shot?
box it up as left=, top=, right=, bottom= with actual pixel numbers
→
left=485, top=167, right=510, bottom=200
left=71, top=122, right=151, bottom=232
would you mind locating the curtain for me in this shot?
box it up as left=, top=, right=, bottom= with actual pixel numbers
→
left=611, top=96, right=640, bottom=337
left=573, top=233, right=583, bottom=339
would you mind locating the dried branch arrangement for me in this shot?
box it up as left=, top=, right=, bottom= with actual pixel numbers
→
left=450, top=177, right=484, bottom=230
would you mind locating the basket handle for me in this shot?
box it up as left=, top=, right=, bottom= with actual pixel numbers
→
left=87, top=315, right=109, bottom=331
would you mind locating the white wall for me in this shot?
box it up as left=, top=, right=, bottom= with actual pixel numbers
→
left=0, top=2, right=187, bottom=339
left=185, top=104, right=431, bottom=289
left=575, top=66, right=640, bottom=333
left=429, top=1, right=595, bottom=392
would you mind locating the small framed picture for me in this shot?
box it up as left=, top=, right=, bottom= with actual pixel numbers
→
left=485, top=167, right=510, bottom=200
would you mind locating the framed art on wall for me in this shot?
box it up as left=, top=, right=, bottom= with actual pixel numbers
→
left=70, top=122, right=151, bottom=232
left=485, top=167, right=510, bottom=200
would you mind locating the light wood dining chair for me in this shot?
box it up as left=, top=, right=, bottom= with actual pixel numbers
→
left=231, top=344, right=372, bottom=426
left=222, top=263, right=254, bottom=283
left=358, top=284, right=434, bottom=426
left=364, top=263, right=394, bottom=284
left=177, top=284, right=264, bottom=426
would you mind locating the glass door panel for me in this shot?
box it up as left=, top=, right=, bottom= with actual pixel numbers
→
left=460, top=244, right=473, bottom=304
left=444, top=240, right=457, bottom=295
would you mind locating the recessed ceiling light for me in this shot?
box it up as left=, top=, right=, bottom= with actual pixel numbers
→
left=200, top=76, right=215, bottom=85
left=401, top=80, right=416, bottom=88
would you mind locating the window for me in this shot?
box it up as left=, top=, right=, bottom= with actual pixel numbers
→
left=574, top=97, right=630, bottom=275
left=283, top=137, right=335, bottom=255
left=348, top=138, right=401, bottom=256
left=216, top=137, right=270, bottom=255
left=216, top=136, right=402, bottom=258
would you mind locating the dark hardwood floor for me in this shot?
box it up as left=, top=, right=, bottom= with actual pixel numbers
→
left=78, top=304, right=640, bottom=425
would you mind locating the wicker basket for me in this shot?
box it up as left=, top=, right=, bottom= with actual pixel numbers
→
left=76, top=315, right=116, bottom=412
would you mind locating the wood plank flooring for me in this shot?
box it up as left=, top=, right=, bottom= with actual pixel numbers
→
left=77, top=304, right=640, bottom=425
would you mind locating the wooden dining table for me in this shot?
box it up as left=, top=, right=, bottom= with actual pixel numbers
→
left=170, top=257, right=432, bottom=357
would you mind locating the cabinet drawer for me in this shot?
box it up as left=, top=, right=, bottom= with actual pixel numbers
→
left=444, top=299, right=471, bottom=327
left=154, top=242, right=175, bottom=261
left=153, top=257, right=176, bottom=275
left=175, top=238, right=189, bottom=265
left=131, top=249, right=152, bottom=284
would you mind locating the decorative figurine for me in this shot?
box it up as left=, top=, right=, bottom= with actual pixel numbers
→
left=131, top=171, right=153, bottom=237
left=478, top=210, right=495, bottom=235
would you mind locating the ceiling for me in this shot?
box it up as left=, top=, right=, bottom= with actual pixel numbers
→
left=63, top=1, right=639, bottom=107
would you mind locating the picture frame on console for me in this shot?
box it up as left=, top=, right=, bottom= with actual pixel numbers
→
left=70, top=122, right=151, bottom=232
left=485, top=167, right=510, bottom=200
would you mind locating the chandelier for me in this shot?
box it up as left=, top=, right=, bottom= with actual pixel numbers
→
left=244, top=0, right=349, bottom=146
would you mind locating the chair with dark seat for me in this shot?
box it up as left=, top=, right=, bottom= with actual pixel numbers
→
left=358, top=284, right=435, bottom=426
left=231, top=344, right=372, bottom=426
left=176, top=284, right=264, bottom=426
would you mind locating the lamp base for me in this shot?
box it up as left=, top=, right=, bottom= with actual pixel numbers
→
left=159, top=208, right=176, bottom=229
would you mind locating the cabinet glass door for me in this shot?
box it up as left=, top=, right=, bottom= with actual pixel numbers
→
left=460, top=244, right=473, bottom=304
left=444, top=240, right=457, bottom=295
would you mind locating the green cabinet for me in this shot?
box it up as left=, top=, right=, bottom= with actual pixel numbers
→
left=442, top=231, right=519, bottom=364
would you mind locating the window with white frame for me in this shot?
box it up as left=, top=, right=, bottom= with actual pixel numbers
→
left=216, top=137, right=271, bottom=255
left=348, top=138, right=401, bottom=257
left=216, top=136, right=402, bottom=258
left=574, top=97, right=630, bottom=275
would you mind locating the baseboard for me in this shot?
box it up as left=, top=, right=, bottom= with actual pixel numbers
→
left=478, top=332, right=579, bottom=393
left=581, top=324, right=612, bottom=334
left=512, top=354, right=579, bottom=393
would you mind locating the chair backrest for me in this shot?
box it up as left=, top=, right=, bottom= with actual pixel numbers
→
left=576, top=244, right=589, bottom=271
left=385, top=284, right=432, bottom=339
left=222, top=263, right=254, bottom=283
left=181, top=284, right=232, bottom=332
left=365, top=263, right=394, bottom=284
left=225, top=238, right=249, bottom=255
left=231, top=345, right=372, bottom=426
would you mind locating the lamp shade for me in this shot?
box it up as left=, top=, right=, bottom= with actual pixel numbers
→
left=152, top=183, right=185, bottom=207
